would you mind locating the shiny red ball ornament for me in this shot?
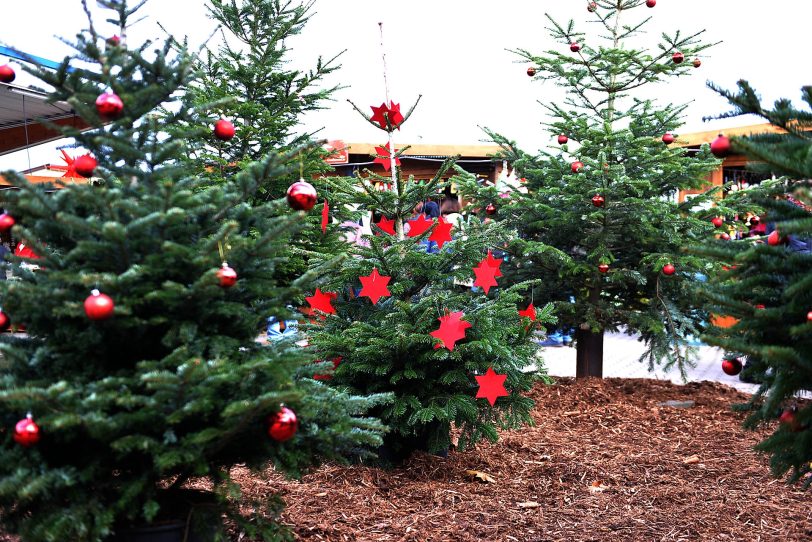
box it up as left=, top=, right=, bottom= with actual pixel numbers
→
left=662, top=263, right=675, bottom=276
left=672, top=52, right=684, bottom=64
left=286, top=180, right=317, bottom=211
left=84, top=289, right=115, bottom=320
left=571, top=161, right=584, bottom=173
left=213, top=119, right=236, bottom=141
left=711, top=216, right=724, bottom=228
left=74, top=154, right=98, bottom=178
left=0, top=310, right=10, bottom=332
left=107, top=35, right=121, bottom=46
left=591, top=194, right=605, bottom=208
left=0, top=64, right=16, bottom=84
left=216, top=262, right=238, bottom=288
left=267, top=406, right=298, bottom=442
left=779, top=409, right=801, bottom=432
left=485, top=203, right=497, bottom=216
left=692, top=58, right=702, bottom=68
left=767, top=230, right=784, bottom=246
left=95, top=91, right=124, bottom=119
left=721, top=357, right=742, bottom=376
left=646, top=0, right=656, bottom=7
left=587, top=1, right=597, bottom=12
left=570, top=42, right=581, bottom=53
left=598, top=263, right=610, bottom=273
left=710, top=133, right=731, bottom=158
left=807, top=310, right=812, bottom=322
left=527, top=66, right=536, bottom=77
left=14, top=414, right=40, bottom=447
left=720, top=232, right=731, bottom=241
left=557, top=134, right=568, bottom=145
left=755, top=304, right=766, bottom=310
left=662, top=132, right=675, bottom=144
left=0, top=212, right=15, bottom=232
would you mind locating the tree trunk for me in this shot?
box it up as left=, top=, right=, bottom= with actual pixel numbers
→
left=575, top=327, right=604, bottom=378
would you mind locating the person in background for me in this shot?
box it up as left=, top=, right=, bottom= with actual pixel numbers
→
left=441, top=197, right=463, bottom=229
left=423, top=200, right=440, bottom=220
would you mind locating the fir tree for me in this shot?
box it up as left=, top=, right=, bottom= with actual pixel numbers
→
left=0, top=1, right=385, bottom=540
left=695, top=81, right=812, bottom=488
left=467, top=0, right=733, bottom=378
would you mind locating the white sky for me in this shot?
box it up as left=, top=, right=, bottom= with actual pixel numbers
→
left=2, top=0, right=810, bottom=171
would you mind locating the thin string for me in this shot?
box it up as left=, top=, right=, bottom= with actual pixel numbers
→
left=217, top=241, right=225, bottom=263
left=21, top=94, right=32, bottom=171
left=378, top=22, right=397, bottom=193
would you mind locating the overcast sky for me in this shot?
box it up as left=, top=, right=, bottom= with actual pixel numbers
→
left=2, top=0, right=809, bottom=171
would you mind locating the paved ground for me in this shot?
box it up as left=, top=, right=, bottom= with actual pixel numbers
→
left=537, top=331, right=760, bottom=394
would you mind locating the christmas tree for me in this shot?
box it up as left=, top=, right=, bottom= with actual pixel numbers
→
left=695, top=81, right=812, bottom=487
left=0, top=1, right=386, bottom=540
left=467, top=0, right=732, bottom=378
left=305, top=88, right=555, bottom=459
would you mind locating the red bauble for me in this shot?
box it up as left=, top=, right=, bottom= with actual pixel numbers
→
left=213, top=119, right=236, bottom=141
left=571, top=161, right=584, bottom=173
left=84, top=289, right=115, bottom=320
left=485, top=203, right=497, bottom=215
left=720, top=232, right=731, bottom=241
left=662, top=263, right=675, bottom=276
left=216, top=263, right=238, bottom=288
left=767, top=230, right=784, bottom=246
left=95, top=91, right=124, bottom=119
left=74, top=154, right=98, bottom=178
left=0, top=64, right=16, bottom=84
left=107, top=35, right=121, bottom=46
left=779, top=409, right=801, bottom=432
left=587, top=1, right=597, bottom=12
left=557, top=134, right=568, bottom=145
left=807, top=310, right=812, bottom=322
left=646, top=0, right=656, bottom=7
left=14, top=415, right=40, bottom=447
left=570, top=42, right=581, bottom=52
left=527, top=66, right=536, bottom=77
left=598, top=263, right=610, bottom=273
left=0, top=212, right=15, bottom=232
left=721, top=357, right=742, bottom=376
left=692, top=58, right=702, bottom=68
left=755, top=304, right=766, bottom=310
left=710, top=133, right=731, bottom=158
left=267, top=406, right=298, bottom=442
left=711, top=216, right=724, bottom=228
left=0, top=310, right=9, bottom=332
left=591, top=194, right=605, bottom=208
left=662, top=132, right=675, bottom=144
left=672, top=52, right=684, bottom=64
left=286, top=180, right=317, bottom=211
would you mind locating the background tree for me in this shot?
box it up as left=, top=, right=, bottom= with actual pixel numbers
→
left=695, top=81, right=812, bottom=488
left=466, top=0, right=733, bottom=378
left=0, top=1, right=385, bottom=540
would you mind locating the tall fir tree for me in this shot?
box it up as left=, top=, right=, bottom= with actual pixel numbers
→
left=0, top=1, right=386, bottom=540
left=694, top=81, right=812, bottom=488
left=467, top=0, right=734, bottom=378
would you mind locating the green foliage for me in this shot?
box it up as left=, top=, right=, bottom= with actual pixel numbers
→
left=0, top=2, right=386, bottom=540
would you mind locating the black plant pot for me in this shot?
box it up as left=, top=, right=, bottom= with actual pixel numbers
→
left=109, top=490, right=220, bottom=542
left=111, top=521, right=186, bottom=542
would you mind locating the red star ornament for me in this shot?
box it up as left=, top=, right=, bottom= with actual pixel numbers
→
left=359, top=267, right=391, bottom=304
left=369, top=101, right=404, bottom=130
left=375, top=215, right=396, bottom=236
left=473, top=259, right=499, bottom=294
left=321, top=199, right=329, bottom=234
left=485, top=250, right=504, bottom=278
left=406, top=214, right=434, bottom=238
left=373, top=143, right=402, bottom=171
left=430, top=311, right=472, bottom=351
left=305, top=288, right=337, bottom=315
left=518, top=303, right=536, bottom=321
left=475, top=367, right=509, bottom=406
left=428, top=217, right=453, bottom=248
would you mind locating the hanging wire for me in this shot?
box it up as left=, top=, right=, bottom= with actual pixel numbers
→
left=21, top=94, right=32, bottom=171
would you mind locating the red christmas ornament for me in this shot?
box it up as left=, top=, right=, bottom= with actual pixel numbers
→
left=692, top=58, right=702, bottom=68
left=591, top=194, right=605, bottom=208
left=646, top=0, right=656, bottom=7
left=267, top=406, right=298, bottom=442
left=0, top=213, right=15, bottom=232
left=807, top=310, right=812, bottom=322
left=375, top=215, right=396, bottom=236
left=359, top=267, right=391, bottom=305
left=485, top=250, right=504, bottom=278
left=74, top=154, right=98, bottom=178
left=662, top=132, right=675, bottom=144
left=587, top=1, right=597, bottom=12
left=711, top=216, right=724, bottom=228
left=662, top=263, right=675, bottom=276
left=710, top=133, right=731, bottom=158
left=721, top=357, right=742, bottom=376
left=95, top=90, right=124, bottom=119
left=719, top=232, right=731, bottom=241
left=406, top=214, right=434, bottom=238
left=518, top=303, right=536, bottom=322
left=475, top=367, right=509, bottom=406
left=13, top=414, right=40, bottom=447
left=527, top=66, right=536, bottom=77
left=485, top=203, right=497, bottom=215
left=213, top=119, right=236, bottom=141
left=571, top=161, right=584, bottom=173
left=430, top=311, right=472, bottom=351
left=369, top=101, right=404, bottom=130
left=305, top=288, right=337, bottom=315
left=373, top=143, right=401, bottom=171
left=106, top=35, right=121, bottom=46
left=216, top=262, right=238, bottom=288
left=767, top=230, right=784, bottom=246
left=286, top=180, right=317, bottom=211
left=570, top=42, right=581, bottom=52
left=557, top=134, right=568, bottom=145
left=754, top=304, right=766, bottom=310
left=313, top=356, right=341, bottom=381
left=672, top=52, right=684, bottom=64
left=0, top=310, right=10, bottom=332
left=84, top=289, right=115, bottom=320
left=0, top=64, right=16, bottom=84
left=473, top=258, right=499, bottom=294
left=598, top=263, right=610, bottom=273
left=429, top=217, right=454, bottom=248
left=321, top=199, right=329, bottom=234
left=779, top=409, right=801, bottom=432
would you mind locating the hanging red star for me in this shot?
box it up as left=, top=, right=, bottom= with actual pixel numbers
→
left=406, top=214, right=434, bottom=238
left=518, top=303, right=536, bottom=321
left=305, top=288, right=337, bottom=315
left=373, top=143, right=401, bottom=171
left=375, top=215, right=396, bottom=236
left=321, top=199, right=329, bottom=234
left=359, top=267, right=391, bottom=304
left=475, top=367, right=509, bottom=406
left=370, top=101, right=404, bottom=130
left=57, top=150, right=79, bottom=177
left=428, top=217, right=453, bottom=248
left=430, top=311, right=472, bottom=351
left=485, top=250, right=504, bottom=278
left=473, top=258, right=499, bottom=294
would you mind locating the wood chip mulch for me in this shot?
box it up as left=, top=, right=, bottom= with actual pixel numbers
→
left=231, top=377, right=812, bottom=541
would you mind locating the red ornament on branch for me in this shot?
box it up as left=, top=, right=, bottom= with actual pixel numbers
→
left=646, top=0, right=656, bottom=7
left=571, top=161, right=584, bottom=173
left=570, top=42, right=581, bottom=52
left=662, top=132, right=675, bottom=144
left=557, top=134, right=568, bottom=145
left=807, top=311, right=812, bottom=322
left=779, top=409, right=801, bottom=432
left=710, top=133, right=731, bottom=158
left=13, top=414, right=40, bottom=447
left=526, top=66, right=536, bottom=77
left=0, top=309, right=10, bottom=332
left=406, top=214, right=434, bottom=238
left=213, top=119, right=236, bottom=141
left=672, top=52, right=685, bottom=64
left=216, top=262, right=238, bottom=288
left=370, top=101, right=404, bottom=130
left=375, top=215, right=396, bottom=236
left=267, top=406, right=298, bottom=442
left=106, top=35, right=121, bottom=46
left=373, top=143, right=401, bottom=171
left=473, top=258, right=499, bottom=294
left=0, top=64, right=16, bottom=84
left=0, top=213, right=15, bottom=232
left=591, top=194, right=605, bottom=208
left=485, top=250, right=504, bottom=278
left=84, top=289, right=114, bottom=320
left=286, top=180, right=317, bottom=211
left=429, top=217, right=454, bottom=248
left=767, top=230, right=785, bottom=246
left=95, top=90, right=124, bottom=119
left=475, top=367, right=509, bottom=406
left=74, top=154, right=98, bottom=178
left=485, top=203, right=497, bottom=215
left=321, top=199, right=329, bottom=234
left=721, top=357, right=742, bottom=376
left=359, top=267, right=391, bottom=305
left=719, top=232, right=731, bottom=241
left=587, top=2, right=597, bottom=12
left=598, top=263, right=610, bottom=273
left=711, top=216, right=724, bottom=228
left=305, top=288, right=337, bottom=315
left=662, top=263, right=675, bottom=276
left=692, top=58, right=702, bottom=68
left=518, top=303, right=536, bottom=322
left=430, top=310, right=472, bottom=351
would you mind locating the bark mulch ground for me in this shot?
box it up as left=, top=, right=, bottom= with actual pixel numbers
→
left=232, top=377, right=812, bottom=541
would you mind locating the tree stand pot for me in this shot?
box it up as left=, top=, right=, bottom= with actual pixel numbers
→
left=110, top=519, right=213, bottom=542
left=109, top=490, right=221, bottom=542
